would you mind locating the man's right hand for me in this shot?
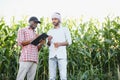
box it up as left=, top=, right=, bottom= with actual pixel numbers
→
left=48, top=36, right=53, bottom=42
left=47, top=36, right=53, bottom=46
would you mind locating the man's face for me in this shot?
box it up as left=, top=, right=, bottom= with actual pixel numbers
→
left=52, top=18, right=60, bottom=26
left=29, top=21, right=38, bottom=29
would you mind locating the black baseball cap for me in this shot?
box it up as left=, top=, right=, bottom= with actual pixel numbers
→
left=29, top=16, right=41, bottom=23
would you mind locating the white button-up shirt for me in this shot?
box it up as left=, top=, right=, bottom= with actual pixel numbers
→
left=47, top=26, right=72, bottom=59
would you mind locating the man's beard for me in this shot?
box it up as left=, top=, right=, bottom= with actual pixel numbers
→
left=53, top=22, right=60, bottom=26
left=32, top=27, right=36, bottom=29
left=30, top=25, right=36, bottom=29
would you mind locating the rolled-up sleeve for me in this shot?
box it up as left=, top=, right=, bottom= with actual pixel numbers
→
left=64, top=27, right=72, bottom=45
left=17, top=29, right=25, bottom=46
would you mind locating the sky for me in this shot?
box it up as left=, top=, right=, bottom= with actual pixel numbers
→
left=0, top=0, right=120, bottom=24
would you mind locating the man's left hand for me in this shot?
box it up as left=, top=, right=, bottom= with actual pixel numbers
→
left=39, top=40, right=46, bottom=45
left=54, top=42, right=61, bottom=48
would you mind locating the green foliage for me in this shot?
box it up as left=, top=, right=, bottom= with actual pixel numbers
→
left=0, top=17, right=120, bottom=80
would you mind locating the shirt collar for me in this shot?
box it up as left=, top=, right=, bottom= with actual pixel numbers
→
left=53, top=26, right=62, bottom=29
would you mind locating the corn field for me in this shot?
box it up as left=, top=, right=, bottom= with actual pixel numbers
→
left=0, top=16, right=120, bottom=80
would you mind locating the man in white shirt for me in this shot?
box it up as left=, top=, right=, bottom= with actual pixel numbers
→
left=47, top=12, right=72, bottom=80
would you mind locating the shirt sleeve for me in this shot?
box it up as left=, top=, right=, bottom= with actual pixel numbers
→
left=17, top=29, right=25, bottom=46
left=64, top=27, right=72, bottom=45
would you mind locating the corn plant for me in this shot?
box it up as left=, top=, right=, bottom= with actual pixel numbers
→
left=0, top=16, right=120, bottom=80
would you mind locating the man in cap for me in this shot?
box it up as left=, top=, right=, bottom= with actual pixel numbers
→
left=47, top=12, right=72, bottom=80
left=16, top=16, right=45, bottom=80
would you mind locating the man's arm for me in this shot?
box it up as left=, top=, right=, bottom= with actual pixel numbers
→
left=37, top=40, right=46, bottom=51
left=54, top=42, right=68, bottom=48
left=47, top=40, right=51, bottom=46
left=59, top=42, right=69, bottom=46
left=37, top=44, right=42, bottom=51
left=54, top=27, right=72, bottom=48
left=47, top=30, right=53, bottom=46
left=64, top=27, right=72, bottom=45
left=21, top=40, right=32, bottom=46
left=17, top=29, right=36, bottom=46
left=47, top=36, right=53, bottom=46
left=17, top=29, right=26, bottom=46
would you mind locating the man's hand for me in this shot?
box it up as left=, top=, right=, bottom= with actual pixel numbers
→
left=54, top=43, right=61, bottom=48
left=48, top=36, right=53, bottom=41
left=47, top=36, right=53, bottom=46
left=39, top=40, right=46, bottom=45
left=21, top=35, right=38, bottom=46
left=38, top=40, right=46, bottom=51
